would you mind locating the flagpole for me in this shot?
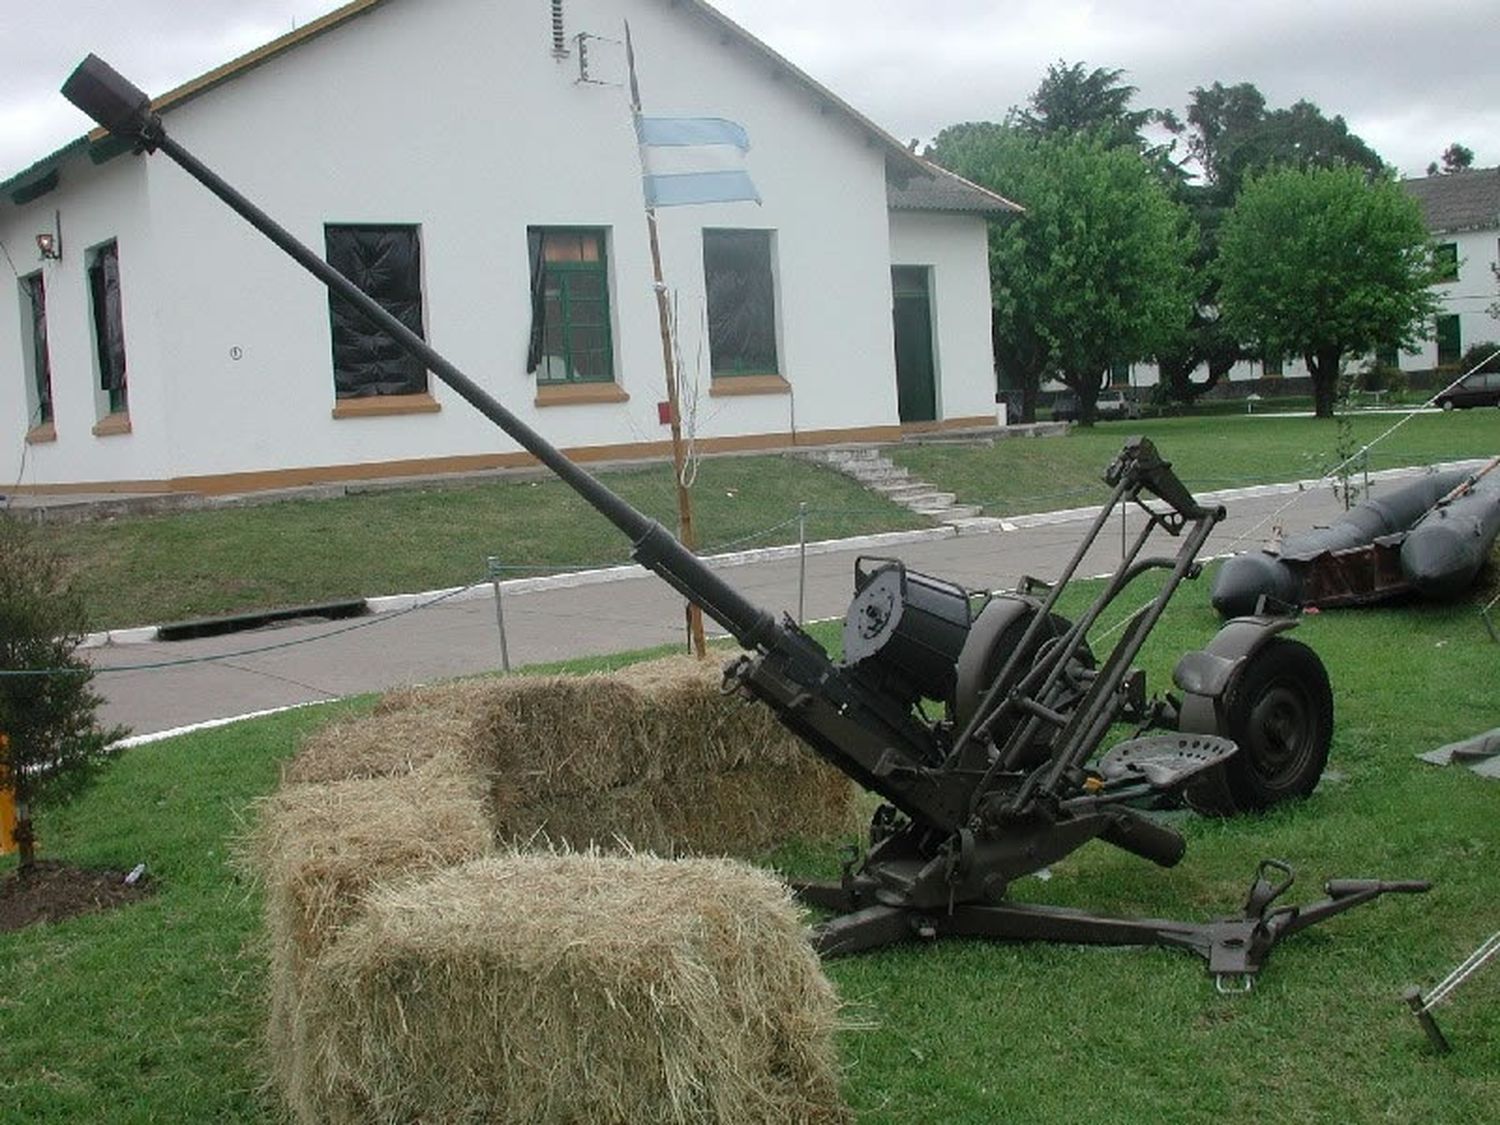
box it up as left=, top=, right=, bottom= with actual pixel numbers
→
left=626, top=21, right=708, bottom=659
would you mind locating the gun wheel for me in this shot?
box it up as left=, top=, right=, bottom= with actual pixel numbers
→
left=1189, top=638, right=1332, bottom=815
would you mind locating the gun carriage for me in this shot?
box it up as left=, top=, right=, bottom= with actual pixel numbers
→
left=61, top=56, right=1427, bottom=988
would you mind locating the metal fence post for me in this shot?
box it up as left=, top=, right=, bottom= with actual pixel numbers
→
left=798, top=501, right=808, bottom=624
left=487, top=556, right=511, bottom=673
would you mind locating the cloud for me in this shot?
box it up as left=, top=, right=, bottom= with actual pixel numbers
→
left=2, top=0, right=1496, bottom=180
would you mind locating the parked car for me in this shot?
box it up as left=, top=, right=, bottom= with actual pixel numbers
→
left=1096, top=391, right=1143, bottom=420
left=1435, top=370, right=1500, bottom=410
left=1053, top=390, right=1141, bottom=422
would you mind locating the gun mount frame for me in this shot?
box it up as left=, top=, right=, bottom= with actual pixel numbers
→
left=61, top=54, right=1430, bottom=988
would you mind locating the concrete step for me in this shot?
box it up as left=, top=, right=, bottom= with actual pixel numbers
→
left=846, top=465, right=911, bottom=484
left=870, top=486, right=936, bottom=501
left=803, top=447, right=884, bottom=465
left=904, top=492, right=960, bottom=512
left=932, top=507, right=988, bottom=525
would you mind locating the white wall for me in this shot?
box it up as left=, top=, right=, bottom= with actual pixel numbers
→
left=5, top=0, right=957, bottom=490
left=888, top=209, right=997, bottom=420
left=1, top=155, right=170, bottom=488
left=1416, top=228, right=1499, bottom=367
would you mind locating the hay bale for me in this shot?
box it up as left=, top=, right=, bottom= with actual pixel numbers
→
left=294, top=852, right=848, bottom=1125
left=464, top=673, right=663, bottom=796
left=256, top=769, right=493, bottom=964
left=282, top=705, right=472, bottom=785
left=256, top=768, right=494, bottom=1104
left=462, top=656, right=859, bottom=855
left=280, top=655, right=860, bottom=857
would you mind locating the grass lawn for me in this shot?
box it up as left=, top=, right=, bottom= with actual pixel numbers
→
left=3, top=583, right=1497, bottom=1122
left=896, top=410, right=1498, bottom=516
left=35, top=454, right=923, bottom=631
left=26, top=410, right=1498, bottom=631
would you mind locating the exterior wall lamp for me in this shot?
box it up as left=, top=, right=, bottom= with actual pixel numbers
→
left=36, top=211, right=62, bottom=260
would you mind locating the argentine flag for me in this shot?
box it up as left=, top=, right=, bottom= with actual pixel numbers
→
left=637, top=116, right=761, bottom=208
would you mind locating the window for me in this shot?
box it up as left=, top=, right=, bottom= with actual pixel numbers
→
left=527, top=228, right=614, bottom=385
left=703, top=229, right=778, bottom=376
left=1435, top=314, right=1462, bottom=366
left=1375, top=345, right=1400, bottom=370
left=1109, top=360, right=1130, bottom=387
left=1262, top=354, right=1283, bottom=378
left=19, top=273, right=53, bottom=428
left=87, top=241, right=128, bottom=416
left=325, top=224, right=427, bottom=398
left=1433, top=242, right=1459, bottom=283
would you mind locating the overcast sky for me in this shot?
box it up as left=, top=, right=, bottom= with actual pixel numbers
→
left=2, top=0, right=1495, bottom=182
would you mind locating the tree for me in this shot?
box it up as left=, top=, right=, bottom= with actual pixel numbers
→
left=1153, top=84, right=1391, bottom=404
left=1426, top=142, right=1475, bottom=176
left=928, top=127, right=1194, bottom=423
left=1013, top=60, right=1183, bottom=180
left=1185, top=84, right=1385, bottom=200
left=1216, top=166, right=1439, bottom=418
left=0, top=517, right=124, bottom=875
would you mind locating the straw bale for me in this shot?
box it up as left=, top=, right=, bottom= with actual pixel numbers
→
left=256, top=769, right=492, bottom=964
left=443, top=674, right=652, bottom=796
left=282, top=706, right=472, bottom=785
left=293, top=852, right=848, bottom=1125
left=617, top=655, right=808, bottom=776
left=257, top=769, right=495, bottom=1106
left=502, top=759, right=860, bottom=857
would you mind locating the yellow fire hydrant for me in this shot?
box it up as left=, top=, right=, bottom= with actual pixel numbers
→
left=0, top=733, right=16, bottom=856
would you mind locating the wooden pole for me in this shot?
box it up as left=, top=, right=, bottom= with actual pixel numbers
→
left=627, top=22, right=707, bottom=658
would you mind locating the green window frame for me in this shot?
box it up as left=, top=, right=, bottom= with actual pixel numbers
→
left=527, top=227, right=614, bottom=385
left=703, top=228, right=778, bottom=377
left=1433, top=242, right=1459, bottom=284
left=1435, top=314, right=1462, bottom=366
left=1109, top=360, right=1130, bottom=387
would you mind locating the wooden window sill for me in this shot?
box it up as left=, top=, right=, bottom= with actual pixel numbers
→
left=535, top=382, right=630, bottom=407
left=332, top=392, right=442, bottom=419
left=92, top=412, right=132, bottom=437
left=708, top=374, right=791, bottom=397
left=26, top=421, right=57, bottom=444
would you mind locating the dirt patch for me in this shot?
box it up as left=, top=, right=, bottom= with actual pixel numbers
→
left=0, top=860, right=154, bottom=933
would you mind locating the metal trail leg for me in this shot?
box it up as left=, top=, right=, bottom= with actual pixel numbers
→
left=1403, top=987, right=1451, bottom=1053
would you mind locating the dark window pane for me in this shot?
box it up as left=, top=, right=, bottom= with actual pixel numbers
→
left=22, top=273, right=53, bottom=425
left=88, top=241, right=128, bottom=414
left=1433, top=242, right=1459, bottom=283
left=326, top=224, right=426, bottom=398
left=704, top=229, right=777, bottom=375
left=1436, top=314, right=1462, bottom=366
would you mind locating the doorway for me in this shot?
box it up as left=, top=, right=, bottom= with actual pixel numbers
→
left=892, top=266, right=936, bottom=423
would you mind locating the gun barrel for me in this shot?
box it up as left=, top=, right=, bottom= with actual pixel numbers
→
left=63, top=55, right=782, bottom=652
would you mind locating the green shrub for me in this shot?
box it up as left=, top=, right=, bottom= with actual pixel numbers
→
left=0, top=516, right=125, bottom=873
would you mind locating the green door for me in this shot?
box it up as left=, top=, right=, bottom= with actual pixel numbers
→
left=892, top=267, right=936, bottom=423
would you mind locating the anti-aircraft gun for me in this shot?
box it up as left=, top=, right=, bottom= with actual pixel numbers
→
left=61, top=56, right=1428, bottom=988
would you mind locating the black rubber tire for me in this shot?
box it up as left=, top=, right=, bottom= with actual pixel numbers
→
left=1214, top=638, right=1332, bottom=811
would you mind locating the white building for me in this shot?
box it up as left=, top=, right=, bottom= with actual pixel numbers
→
left=1102, top=169, right=1500, bottom=397
left=1, top=0, right=1015, bottom=496
left=1401, top=167, right=1500, bottom=369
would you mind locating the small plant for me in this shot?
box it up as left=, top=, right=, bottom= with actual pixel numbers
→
left=0, top=516, right=125, bottom=876
left=1328, top=373, right=1367, bottom=510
